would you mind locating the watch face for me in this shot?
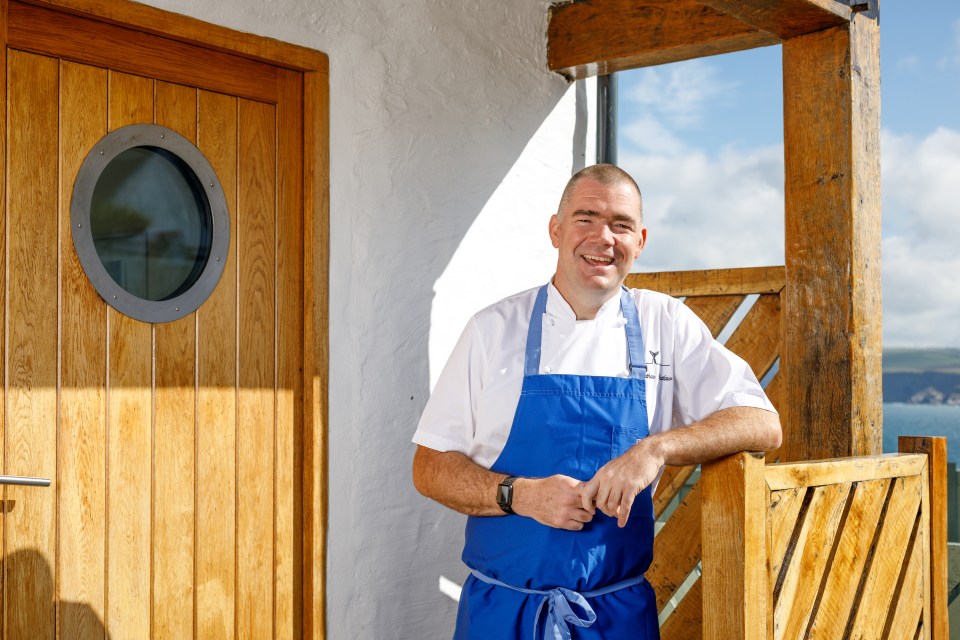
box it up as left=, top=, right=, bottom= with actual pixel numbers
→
left=497, top=484, right=510, bottom=506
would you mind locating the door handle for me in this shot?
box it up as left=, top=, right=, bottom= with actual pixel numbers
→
left=0, top=475, right=50, bottom=487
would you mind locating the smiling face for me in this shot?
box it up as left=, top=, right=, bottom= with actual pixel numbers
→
left=549, top=177, right=646, bottom=319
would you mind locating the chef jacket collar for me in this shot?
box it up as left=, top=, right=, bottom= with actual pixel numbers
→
left=545, top=282, right=625, bottom=327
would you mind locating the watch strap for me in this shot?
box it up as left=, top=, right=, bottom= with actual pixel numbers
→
left=497, top=475, right=518, bottom=514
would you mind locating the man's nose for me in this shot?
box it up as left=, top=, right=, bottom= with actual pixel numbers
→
left=593, top=223, right=615, bottom=244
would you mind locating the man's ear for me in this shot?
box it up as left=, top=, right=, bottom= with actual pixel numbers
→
left=548, top=214, right=560, bottom=249
left=634, top=227, right=648, bottom=260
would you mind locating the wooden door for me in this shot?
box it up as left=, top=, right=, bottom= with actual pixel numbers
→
left=0, top=2, right=319, bottom=638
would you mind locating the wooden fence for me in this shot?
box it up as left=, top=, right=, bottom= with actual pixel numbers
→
left=624, top=266, right=785, bottom=637
left=701, top=436, right=947, bottom=639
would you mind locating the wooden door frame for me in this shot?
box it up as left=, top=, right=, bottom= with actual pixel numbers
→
left=0, top=0, right=330, bottom=636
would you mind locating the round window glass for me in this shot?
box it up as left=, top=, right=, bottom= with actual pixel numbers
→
left=72, top=124, right=229, bottom=323
left=91, top=146, right=212, bottom=301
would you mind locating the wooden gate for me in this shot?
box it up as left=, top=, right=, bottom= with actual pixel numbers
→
left=701, top=437, right=948, bottom=639
left=0, top=2, right=328, bottom=638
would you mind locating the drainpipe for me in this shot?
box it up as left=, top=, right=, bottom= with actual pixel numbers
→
left=596, top=73, right=618, bottom=165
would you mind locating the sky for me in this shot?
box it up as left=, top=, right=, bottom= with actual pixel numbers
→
left=617, top=2, right=960, bottom=348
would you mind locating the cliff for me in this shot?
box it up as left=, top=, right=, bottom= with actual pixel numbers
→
left=883, top=348, right=960, bottom=405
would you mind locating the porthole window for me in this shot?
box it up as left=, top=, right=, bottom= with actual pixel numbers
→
left=72, top=124, right=229, bottom=323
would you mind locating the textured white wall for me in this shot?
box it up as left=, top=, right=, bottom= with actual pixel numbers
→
left=134, top=1, right=592, bottom=637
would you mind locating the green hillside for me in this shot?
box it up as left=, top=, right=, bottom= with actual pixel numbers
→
left=883, top=348, right=960, bottom=373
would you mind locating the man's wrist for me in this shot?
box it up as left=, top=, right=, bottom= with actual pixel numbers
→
left=507, top=477, right=534, bottom=517
left=634, top=435, right=667, bottom=468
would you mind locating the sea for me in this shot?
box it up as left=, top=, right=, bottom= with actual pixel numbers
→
left=883, top=403, right=960, bottom=463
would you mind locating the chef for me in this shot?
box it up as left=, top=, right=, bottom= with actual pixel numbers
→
left=412, top=164, right=781, bottom=639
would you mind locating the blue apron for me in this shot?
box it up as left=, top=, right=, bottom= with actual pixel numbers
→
left=455, top=285, right=660, bottom=640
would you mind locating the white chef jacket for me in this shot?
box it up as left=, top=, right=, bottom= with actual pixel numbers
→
left=413, top=284, right=776, bottom=469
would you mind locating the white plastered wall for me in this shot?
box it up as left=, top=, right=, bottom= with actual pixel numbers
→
left=132, top=0, right=596, bottom=637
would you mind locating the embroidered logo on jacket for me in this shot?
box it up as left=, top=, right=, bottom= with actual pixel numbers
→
left=645, top=350, right=673, bottom=381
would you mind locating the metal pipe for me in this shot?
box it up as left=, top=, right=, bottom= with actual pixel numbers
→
left=596, top=73, right=618, bottom=165
left=0, top=475, right=51, bottom=487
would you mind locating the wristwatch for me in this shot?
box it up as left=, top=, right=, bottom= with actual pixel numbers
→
left=496, top=476, right=518, bottom=514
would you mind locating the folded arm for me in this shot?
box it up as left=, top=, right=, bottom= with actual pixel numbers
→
left=580, top=406, right=782, bottom=527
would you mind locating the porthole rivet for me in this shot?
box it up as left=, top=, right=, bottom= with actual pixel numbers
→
left=175, top=307, right=180, bottom=311
left=99, top=151, right=104, bottom=155
left=160, top=134, right=165, bottom=138
left=112, top=295, right=117, bottom=300
left=216, top=257, right=221, bottom=262
left=77, top=223, right=83, bottom=228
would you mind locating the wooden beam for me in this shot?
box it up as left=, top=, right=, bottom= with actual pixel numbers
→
left=781, top=10, right=881, bottom=461
left=701, top=452, right=767, bottom=639
left=625, top=266, right=785, bottom=297
left=548, top=0, right=778, bottom=79
left=20, top=0, right=328, bottom=71
left=697, top=0, right=851, bottom=40
left=765, top=454, right=927, bottom=491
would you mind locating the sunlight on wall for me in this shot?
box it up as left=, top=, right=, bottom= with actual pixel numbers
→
left=427, top=80, right=597, bottom=389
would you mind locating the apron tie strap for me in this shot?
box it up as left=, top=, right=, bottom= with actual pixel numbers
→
left=470, top=570, right=647, bottom=640
left=538, top=587, right=595, bottom=640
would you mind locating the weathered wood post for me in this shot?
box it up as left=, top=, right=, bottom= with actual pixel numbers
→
left=701, top=451, right=767, bottom=639
left=781, top=2, right=883, bottom=460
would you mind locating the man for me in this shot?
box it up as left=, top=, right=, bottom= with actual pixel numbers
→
left=412, top=164, right=781, bottom=639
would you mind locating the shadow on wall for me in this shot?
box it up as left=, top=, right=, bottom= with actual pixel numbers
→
left=2, top=548, right=109, bottom=639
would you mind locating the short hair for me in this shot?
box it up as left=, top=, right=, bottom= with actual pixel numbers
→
left=557, top=164, right=643, bottom=223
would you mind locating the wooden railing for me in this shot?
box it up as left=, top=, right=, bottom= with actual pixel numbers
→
left=624, top=266, right=785, bottom=636
left=701, top=436, right=948, bottom=639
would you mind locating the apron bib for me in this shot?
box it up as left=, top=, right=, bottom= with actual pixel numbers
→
left=455, top=286, right=660, bottom=640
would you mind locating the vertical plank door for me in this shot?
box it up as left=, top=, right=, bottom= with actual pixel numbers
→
left=1, top=1, right=318, bottom=636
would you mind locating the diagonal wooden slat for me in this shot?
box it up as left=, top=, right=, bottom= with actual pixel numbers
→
left=848, top=476, right=922, bottom=638
left=764, top=369, right=782, bottom=411
left=763, top=371, right=785, bottom=462
left=768, top=487, right=806, bottom=594
left=806, top=479, right=891, bottom=639
left=724, top=293, right=781, bottom=380
left=885, top=512, right=925, bottom=639
left=773, top=482, right=851, bottom=640
left=654, top=465, right=697, bottom=518
left=650, top=483, right=702, bottom=611
left=660, top=576, right=702, bottom=640
left=683, top=295, right=744, bottom=338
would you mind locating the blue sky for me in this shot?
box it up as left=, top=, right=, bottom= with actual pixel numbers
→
left=618, top=3, right=960, bottom=348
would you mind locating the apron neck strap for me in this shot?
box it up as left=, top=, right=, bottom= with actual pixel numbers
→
left=524, top=285, right=647, bottom=379
left=620, top=287, right=647, bottom=379
left=523, top=285, right=550, bottom=377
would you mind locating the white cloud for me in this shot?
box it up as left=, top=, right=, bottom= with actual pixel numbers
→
left=618, top=122, right=960, bottom=348
left=619, top=60, right=782, bottom=261
left=881, top=127, right=960, bottom=346
left=625, top=59, right=736, bottom=130
left=619, top=143, right=785, bottom=272
left=621, top=114, right=686, bottom=156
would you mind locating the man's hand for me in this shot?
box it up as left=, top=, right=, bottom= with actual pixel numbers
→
left=512, top=475, right=595, bottom=531
left=580, top=441, right=663, bottom=528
